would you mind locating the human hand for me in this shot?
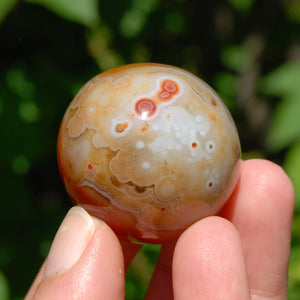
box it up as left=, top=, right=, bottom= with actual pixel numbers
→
left=25, top=159, right=294, bottom=300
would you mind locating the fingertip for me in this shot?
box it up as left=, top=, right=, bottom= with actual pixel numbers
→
left=222, top=159, right=295, bottom=223
left=173, top=217, right=250, bottom=300
left=179, top=216, right=237, bottom=241
left=242, top=159, right=295, bottom=209
left=29, top=207, right=125, bottom=300
left=175, top=217, right=243, bottom=273
left=44, top=206, right=96, bottom=279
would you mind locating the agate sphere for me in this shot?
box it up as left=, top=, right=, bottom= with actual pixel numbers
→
left=57, top=63, right=240, bottom=243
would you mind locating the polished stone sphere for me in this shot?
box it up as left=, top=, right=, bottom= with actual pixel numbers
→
left=57, top=63, right=240, bottom=243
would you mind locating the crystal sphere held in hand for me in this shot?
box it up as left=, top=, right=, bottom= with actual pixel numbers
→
left=57, top=63, right=241, bottom=243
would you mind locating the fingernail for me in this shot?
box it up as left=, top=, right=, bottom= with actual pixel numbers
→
left=44, top=206, right=95, bottom=278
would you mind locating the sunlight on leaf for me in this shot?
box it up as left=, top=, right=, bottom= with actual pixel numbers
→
left=0, top=0, right=18, bottom=23
left=88, top=27, right=125, bottom=70
left=25, top=0, right=99, bottom=27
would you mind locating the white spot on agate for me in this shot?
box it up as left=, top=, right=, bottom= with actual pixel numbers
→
left=136, top=141, right=144, bottom=149
left=147, top=107, right=214, bottom=162
left=175, top=131, right=181, bottom=138
left=142, top=161, right=150, bottom=169
left=206, top=140, right=216, bottom=153
left=195, top=115, right=202, bottom=122
left=152, top=124, right=159, bottom=131
left=87, top=105, right=96, bottom=114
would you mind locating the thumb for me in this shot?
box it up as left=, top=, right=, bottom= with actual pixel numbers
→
left=25, top=206, right=125, bottom=300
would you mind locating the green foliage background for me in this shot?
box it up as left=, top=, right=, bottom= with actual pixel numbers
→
left=0, top=0, right=299, bottom=299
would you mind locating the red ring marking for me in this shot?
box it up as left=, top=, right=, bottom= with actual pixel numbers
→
left=163, top=80, right=178, bottom=93
left=159, top=80, right=179, bottom=101
left=159, top=91, right=171, bottom=99
left=135, top=98, right=157, bottom=119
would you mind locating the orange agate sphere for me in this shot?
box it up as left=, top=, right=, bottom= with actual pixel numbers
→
left=57, top=63, right=240, bottom=243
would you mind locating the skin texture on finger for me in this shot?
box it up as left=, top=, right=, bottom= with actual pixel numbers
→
left=173, top=217, right=251, bottom=300
left=144, top=242, right=175, bottom=300
left=26, top=212, right=125, bottom=300
left=220, top=159, right=295, bottom=300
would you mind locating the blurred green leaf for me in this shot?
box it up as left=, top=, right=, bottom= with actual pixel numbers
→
left=119, top=0, right=158, bottom=38
left=214, top=72, right=237, bottom=110
left=262, top=62, right=300, bottom=97
left=226, top=0, right=253, bottom=13
left=119, top=9, right=146, bottom=38
left=284, top=0, right=300, bottom=23
left=289, top=245, right=300, bottom=297
left=0, top=0, right=18, bottom=23
left=0, top=271, right=10, bottom=300
left=125, top=244, right=160, bottom=299
left=18, top=100, right=40, bottom=123
left=88, top=27, right=125, bottom=70
left=6, top=67, right=35, bottom=101
left=25, top=0, right=99, bottom=27
left=284, top=141, right=300, bottom=208
left=266, top=95, right=300, bottom=151
left=165, top=12, right=187, bottom=35
left=221, top=45, right=253, bottom=72
left=262, top=62, right=300, bottom=151
left=39, top=239, right=52, bottom=258
left=11, top=154, right=31, bottom=175
left=141, top=244, right=161, bottom=265
left=0, top=100, right=3, bottom=115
